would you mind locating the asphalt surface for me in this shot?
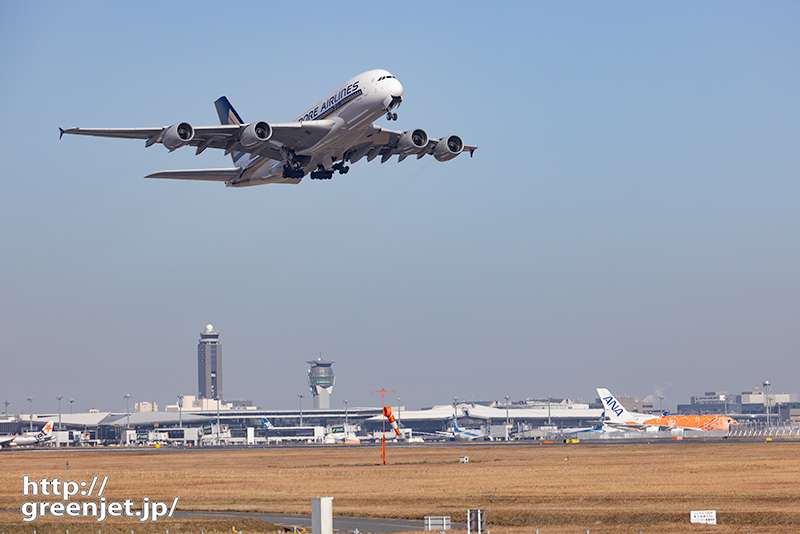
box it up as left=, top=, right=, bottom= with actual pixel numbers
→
left=175, top=510, right=465, bottom=533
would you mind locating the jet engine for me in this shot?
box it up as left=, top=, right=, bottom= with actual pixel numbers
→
left=161, top=122, right=194, bottom=150
left=433, top=135, right=464, bottom=161
left=239, top=121, right=272, bottom=147
left=396, top=128, right=428, bottom=154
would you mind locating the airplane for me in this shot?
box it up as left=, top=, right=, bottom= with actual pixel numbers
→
left=324, top=425, right=361, bottom=445
left=60, top=69, right=477, bottom=187
left=439, top=415, right=490, bottom=441
left=261, top=417, right=275, bottom=430
left=597, top=388, right=737, bottom=432
left=0, top=420, right=56, bottom=448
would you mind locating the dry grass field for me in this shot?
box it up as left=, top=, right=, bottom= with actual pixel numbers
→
left=2, top=441, right=799, bottom=534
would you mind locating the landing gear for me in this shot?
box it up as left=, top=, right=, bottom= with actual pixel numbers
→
left=310, top=162, right=350, bottom=179
left=386, top=112, right=398, bottom=121
left=282, top=164, right=304, bottom=179
left=281, top=148, right=305, bottom=179
left=310, top=165, right=334, bottom=180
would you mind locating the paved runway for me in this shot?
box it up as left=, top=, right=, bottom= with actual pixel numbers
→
left=175, top=510, right=462, bottom=533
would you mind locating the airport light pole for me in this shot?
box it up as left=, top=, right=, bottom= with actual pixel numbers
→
left=547, top=395, right=552, bottom=426
left=57, top=395, right=63, bottom=431
left=298, top=394, right=304, bottom=427
left=124, top=394, right=131, bottom=430
left=177, top=394, right=184, bottom=428
left=215, top=395, right=221, bottom=445
left=3, top=400, right=8, bottom=415
left=659, top=395, right=664, bottom=414
left=70, top=398, right=74, bottom=414
left=344, top=399, right=348, bottom=428
left=764, top=380, right=771, bottom=427
left=27, top=397, right=33, bottom=430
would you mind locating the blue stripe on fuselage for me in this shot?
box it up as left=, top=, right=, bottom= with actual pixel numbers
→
left=295, top=83, right=363, bottom=122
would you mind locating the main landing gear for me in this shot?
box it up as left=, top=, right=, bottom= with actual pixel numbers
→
left=310, top=167, right=333, bottom=180
left=310, top=162, right=350, bottom=180
left=386, top=112, right=398, bottom=121
left=282, top=164, right=304, bottom=179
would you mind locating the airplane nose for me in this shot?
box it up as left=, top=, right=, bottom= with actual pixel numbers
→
left=383, top=78, right=403, bottom=110
left=388, top=77, right=403, bottom=98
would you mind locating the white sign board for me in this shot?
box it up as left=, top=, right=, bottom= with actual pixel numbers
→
left=691, top=510, right=717, bottom=525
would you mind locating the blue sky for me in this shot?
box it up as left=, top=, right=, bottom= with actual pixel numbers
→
left=1, top=2, right=799, bottom=415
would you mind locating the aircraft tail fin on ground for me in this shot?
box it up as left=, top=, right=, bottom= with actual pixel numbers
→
left=597, top=388, right=635, bottom=424
left=214, top=96, right=247, bottom=165
left=453, top=414, right=459, bottom=432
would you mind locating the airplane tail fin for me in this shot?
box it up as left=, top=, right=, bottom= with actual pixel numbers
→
left=214, top=96, right=247, bottom=165
left=261, top=417, right=275, bottom=430
left=596, top=388, right=635, bottom=423
left=35, top=420, right=57, bottom=442
left=452, top=414, right=460, bottom=432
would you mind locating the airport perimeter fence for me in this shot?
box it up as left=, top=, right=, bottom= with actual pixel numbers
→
left=726, top=420, right=800, bottom=438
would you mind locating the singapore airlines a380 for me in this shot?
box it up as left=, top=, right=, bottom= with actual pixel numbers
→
left=61, top=69, right=476, bottom=187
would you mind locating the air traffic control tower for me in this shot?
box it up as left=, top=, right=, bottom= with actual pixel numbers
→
left=307, top=358, right=336, bottom=409
left=198, top=324, right=222, bottom=400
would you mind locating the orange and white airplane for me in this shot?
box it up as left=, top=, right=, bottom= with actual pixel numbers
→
left=0, top=420, right=56, bottom=448
left=597, top=388, right=737, bottom=432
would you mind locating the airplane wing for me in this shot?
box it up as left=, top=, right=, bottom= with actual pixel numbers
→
left=346, top=126, right=477, bottom=164
left=61, top=120, right=336, bottom=160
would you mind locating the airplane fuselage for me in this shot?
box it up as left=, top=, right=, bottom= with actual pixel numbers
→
left=235, top=69, right=403, bottom=186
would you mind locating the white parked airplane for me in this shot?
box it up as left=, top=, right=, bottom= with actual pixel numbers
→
left=60, top=69, right=477, bottom=187
left=0, top=420, right=56, bottom=448
left=439, top=415, right=489, bottom=441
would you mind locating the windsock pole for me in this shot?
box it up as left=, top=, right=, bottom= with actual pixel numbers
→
left=371, top=388, right=396, bottom=466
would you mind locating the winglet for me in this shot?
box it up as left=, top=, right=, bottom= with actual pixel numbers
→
left=59, top=128, right=65, bottom=140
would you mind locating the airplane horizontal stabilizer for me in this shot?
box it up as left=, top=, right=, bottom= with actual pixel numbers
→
left=145, top=168, right=241, bottom=182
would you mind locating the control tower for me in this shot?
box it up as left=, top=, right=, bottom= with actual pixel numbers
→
left=198, top=324, right=222, bottom=400
left=307, top=358, right=336, bottom=409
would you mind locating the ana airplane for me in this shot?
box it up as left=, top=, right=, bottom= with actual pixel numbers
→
left=0, top=420, right=56, bottom=448
left=597, top=388, right=737, bottom=432
left=60, top=69, right=476, bottom=187
left=440, top=415, right=490, bottom=441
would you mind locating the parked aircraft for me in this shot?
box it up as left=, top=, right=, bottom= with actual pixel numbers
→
left=60, top=70, right=476, bottom=187
left=597, top=388, right=737, bottom=431
left=439, top=415, right=490, bottom=441
left=261, top=417, right=275, bottom=430
left=325, top=426, right=361, bottom=445
left=0, top=421, right=56, bottom=448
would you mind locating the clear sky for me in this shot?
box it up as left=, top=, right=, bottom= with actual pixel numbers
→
left=1, top=2, right=798, bottom=416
